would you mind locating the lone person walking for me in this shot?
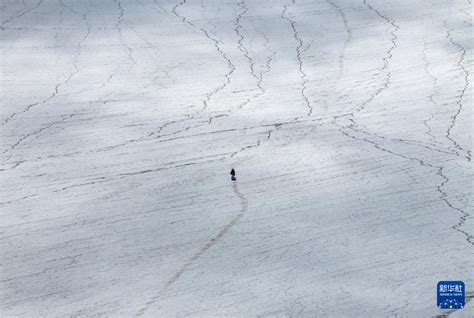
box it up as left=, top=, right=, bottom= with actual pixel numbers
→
left=230, top=168, right=236, bottom=181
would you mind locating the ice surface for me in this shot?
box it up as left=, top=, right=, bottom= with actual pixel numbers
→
left=1, top=0, right=473, bottom=317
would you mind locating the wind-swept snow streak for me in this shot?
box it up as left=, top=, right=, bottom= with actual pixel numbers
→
left=135, top=182, right=248, bottom=316
left=281, top=4, right=313, bottom=117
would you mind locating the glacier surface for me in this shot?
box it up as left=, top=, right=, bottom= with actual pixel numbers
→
left=1, top=0, right=473, bottom=316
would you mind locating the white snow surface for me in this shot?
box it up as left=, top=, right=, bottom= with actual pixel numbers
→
left=1, top=0, right=473, bottom=317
